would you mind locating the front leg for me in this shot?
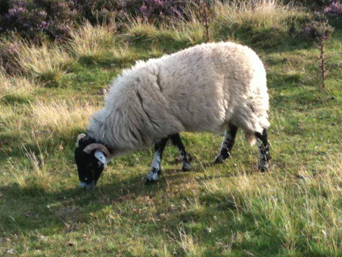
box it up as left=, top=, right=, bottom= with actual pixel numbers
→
left=146, top=137, right=168, bottom=184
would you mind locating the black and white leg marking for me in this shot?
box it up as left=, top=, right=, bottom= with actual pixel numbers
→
left=170, top=133, right=192, bottom=171
left=214, top=123, right=238, bottom=164
left=146, top=137, right=168, bottom=184
left=255, top=129, right=271, bottom=172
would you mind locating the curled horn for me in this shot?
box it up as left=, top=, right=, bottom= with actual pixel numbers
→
left=77, top=133, right=86, bottom=142
left=76, top=133, right=86, bottom=147
left=83, top=143, right=110, bottom=157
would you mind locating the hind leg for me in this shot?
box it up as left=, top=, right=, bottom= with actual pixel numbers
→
left=170, top=133, right=192, bottom=171
left=255, top=129, right=271, bottom=172
left=214, top=123, right=238, bottom=164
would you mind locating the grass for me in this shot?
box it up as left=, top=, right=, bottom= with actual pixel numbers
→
left=29, top=100, right=99, bottom=135
left=0, top=71, right=36, bottom=99
left=1, top=1, right=342, bottom=256
left=68, top=22, right=117, bottom=58
left=15, top=41, right=71, bottom=87
left=212, top=0, right=312, bottom=50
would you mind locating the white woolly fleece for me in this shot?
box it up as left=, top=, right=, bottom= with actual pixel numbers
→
left=87, top=42, right=269, bottom=154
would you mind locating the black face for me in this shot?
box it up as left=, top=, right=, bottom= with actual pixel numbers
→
left=75, top=136, right=105, bottom=189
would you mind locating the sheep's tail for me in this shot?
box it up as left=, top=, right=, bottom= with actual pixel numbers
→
left=245, top=132, right=256, bottom=146
left=242, top=115, right=270, bottom=146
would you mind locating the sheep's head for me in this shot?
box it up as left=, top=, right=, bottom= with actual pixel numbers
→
left=74, top=134, right=110, bottom=189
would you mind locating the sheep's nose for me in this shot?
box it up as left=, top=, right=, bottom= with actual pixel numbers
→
left=79, top=181, right=96, bottom=189
left=79, top=181, right=87, bottom=189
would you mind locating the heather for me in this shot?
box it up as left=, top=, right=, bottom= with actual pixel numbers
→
left=1, top=0, right=341, bottom=43
left=324, top=1, right=342, bottom=17
left=0, top=0, right=200, bottom=42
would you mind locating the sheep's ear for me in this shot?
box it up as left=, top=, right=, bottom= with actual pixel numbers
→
left=94, top=150, right=108, bottom=165
left=76, top=133, right=86, bottom=147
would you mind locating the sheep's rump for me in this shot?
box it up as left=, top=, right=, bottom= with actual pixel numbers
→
left=88, top=42, right=269, bottom=151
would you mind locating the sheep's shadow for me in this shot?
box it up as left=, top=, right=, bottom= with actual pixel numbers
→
left=0, top=160, right=253, bottom=235
left=0, top=173, right=147, bottom=234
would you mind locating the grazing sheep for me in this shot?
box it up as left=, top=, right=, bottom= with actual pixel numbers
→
left=75, top=42, right=271, bottom=189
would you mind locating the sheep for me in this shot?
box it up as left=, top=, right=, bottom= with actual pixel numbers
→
left=74, top=42, right=271, bottom=189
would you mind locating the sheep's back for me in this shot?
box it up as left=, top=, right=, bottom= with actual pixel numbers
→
left=155, top=42, right=268, bottom=133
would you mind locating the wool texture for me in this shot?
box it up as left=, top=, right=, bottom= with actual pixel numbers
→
left=87, top=42, right=269, bottom=154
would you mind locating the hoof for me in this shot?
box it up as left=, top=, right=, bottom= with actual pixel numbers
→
left=182, top=162, right=191, bottom=172
left=146, top=168, right=161, bottom=185
left=214, top=155, right=224, bottom=164
left=145, top=179, right=158, bottom=185
left=258, top=163, right=269, bottom=172
left=185, top=154, right=193, bottom=163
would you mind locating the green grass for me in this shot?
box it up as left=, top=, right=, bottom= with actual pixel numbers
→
left=1, top=2, right=342, bottom=256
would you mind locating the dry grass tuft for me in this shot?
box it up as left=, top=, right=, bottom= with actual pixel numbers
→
left=214, top=0, right=294, bottom=29
left=125, top=19, right=162, bottom=41
left=68, top=22, right=116, bottom=57
left=15, top=41, right=70, bottom=84
left=29, top=100, right=99, bottom=135
left=178, top=226, right=205, bottom=256
left=0, top=69, right=37, bottom=98
left=8, top=147, right=52, bottom=191
left=126, top=18, right=206, bottom=46
left=173, top=19, right=206, bottom=45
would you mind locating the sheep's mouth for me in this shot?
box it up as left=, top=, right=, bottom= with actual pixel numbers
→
left=79, top=180, right=97, bottom=189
